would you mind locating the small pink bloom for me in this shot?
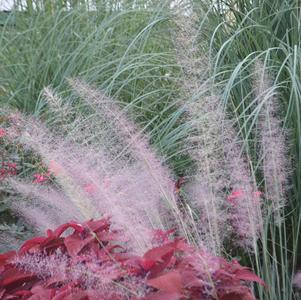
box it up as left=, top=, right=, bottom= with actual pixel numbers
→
left=83, top=183, right=97, bottom=194
left=33, top=173, right=50, bottom=184
left=227, top=190, right=244, bottom=204
left=0, top=128, right=6, bottom=138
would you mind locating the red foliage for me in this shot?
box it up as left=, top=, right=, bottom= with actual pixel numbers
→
left=0, top=161, right=17, bottom=180
left=0, top=218, right=265, bottom=300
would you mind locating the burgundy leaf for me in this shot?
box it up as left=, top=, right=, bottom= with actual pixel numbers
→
left=64, top=235, right=94, bottom=257
left=144, top=291, right=179, bottom=300
left=143, top=243, right=175, bottom=263
left=85, top=218, right=110, bottom=233
left=19, top=237, right=47, bottom=254
left=147, top=250, right=175, bottom=278
left=0, top=251, right=16, bottom=267
left=234, top=268, right=267, bottom=287
left=0, top=268, right=37, bottom=289
left=29, top=285, right=54, bottom=300
left=147, top=270, right=183, bottom=294
left=0, top=217, right=263, bottom=300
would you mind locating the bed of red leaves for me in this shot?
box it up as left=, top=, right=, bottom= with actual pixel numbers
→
left=0, top=217, right=265, bottom=300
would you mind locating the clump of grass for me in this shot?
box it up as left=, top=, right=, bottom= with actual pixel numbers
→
left=172, top=6, right=263, bottom=254
left=198, top=1, right=300, bottom=298
left=4, top=78, right=189, bottom=253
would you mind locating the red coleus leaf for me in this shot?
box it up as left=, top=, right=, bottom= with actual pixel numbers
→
left=84, top=218, right=110, bottom=233
left=147, top=270, right=183, bottom=294
left=19, top=234, right=65, bottom=255
left=0, top=267, right=37, bottom=289
left=141, top=241, right=181, bottom=278
left=180, top=270, right=203, bottom=289
left=59, top=289, right=99, bottom=300
left=14, top=289, right=32, bottom=297
left=19, top=237, right=47, bottom=254
left=51, top=286, right=73, bottom=300
left=214, top=268, right=236, bottom=283
left=64, top=234, right=95, bottom=257
left=54, top=222, right=85, bottom=238
left=40, top=236, right=65, bottom=253
left=233, top=268, right=267, bottom=287
left=140, top=258, right=155, bottom=271
left=0, top=251, right=16, bottom=267
left=220, top=290, right=256, bottom=300
left=96, top=230, right=121, bottom=243
left=217, top=282, right=257, bottom=300
left=143, top=242, right=176, bottom=263
left=29, top=285, right=55, bottom=300
left=121, top=255, right=142, bottom=268
left=0, top=217, right=263, bottom=300
left=147, top=250, right=175, bottom=278
left=144, top=291, right=179, bottom=300
left=46, top=229, right=55, bottom=237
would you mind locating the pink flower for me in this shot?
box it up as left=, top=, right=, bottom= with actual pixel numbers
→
left=254, top=191, right=262, bottom=197
left=227, top=189, right=262, bottom=205
left=83, top=183, right=97, bottom=194
left=227, top=190, right=244, bottom=204
left=0, top=128, right=6, bottom=138
left=33, top=172, right=50, bottom=184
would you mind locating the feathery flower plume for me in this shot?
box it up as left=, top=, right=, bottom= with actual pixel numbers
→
left=173, top=11, right=227, bottom=253
left=173, top=9, right=262, bottom=252
left=9, top=180, right=84, bottom=233
left=293, top=271, right=301, bottom=290
left=67, top=79, right=184, bottom=230
left=223, top=122, right=263, bottom=250
left=5, top=91, right=179, bottom=253
left=253, top=59, right=289, bottom=224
